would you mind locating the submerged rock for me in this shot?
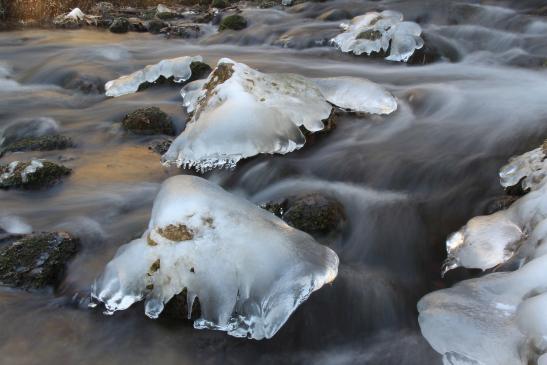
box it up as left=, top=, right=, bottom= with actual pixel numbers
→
left=63, top=74, right=105, bottom=94
left=121, top=107, right=175, bottom=136
left=219, top=14, right=247, bottom=31
left=146, top=19, right=167, bottom=34
left=109, top=17, right=129, bottom=33
left=262, top=193, right=346, bottom=236
left=149, top=139, right=172, bottom=155
left=0, top=160, right=71, bottom=190
left=318, top=9, right=352, bottom=21
left=0, top=135, right=74, bottom=157
left=0, top=232, right=79, bottom=289
left=0, top=117, right=59, bottom=148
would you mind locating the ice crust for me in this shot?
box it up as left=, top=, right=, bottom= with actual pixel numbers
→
left=162, top=58, right=397, bottom=171
left=105, top=56, right=203, bottom=97
left=91, top=175, right=339, bottom=340
left=332, top=11, right=423, bottom=62
left=419, top=143, right=547, bottom=364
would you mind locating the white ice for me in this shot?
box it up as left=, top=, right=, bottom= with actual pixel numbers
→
left=332, top=11, right=423, bottom=62
left=105, top=56, right=203, bottom=97
left=91, top=175, right=339, bottom=340
left=419, top=143, right=547, bottom=364
left=66, top=8, right=85, bottom=21
left=163, top=58, right=397, bottom=171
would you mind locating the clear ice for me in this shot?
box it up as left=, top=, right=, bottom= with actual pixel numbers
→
left=162, top=58, right=397, bottom=171
left=419, top=143, right=547, bottom=364
left=105, top=56, right=203, bottom=97
left=91, top=175, right=339, bottom=340
left=331, top=11, right=423, bottom=62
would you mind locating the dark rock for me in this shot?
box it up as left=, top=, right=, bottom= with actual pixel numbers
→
left=149, top=139, right=172, bottom=155
left=161, top=288, right=201, bottom=321
left=407, top=33, right=460, bottom=65
left=156, top=12, right=178, bottom=20
left=505, top=177, right=529, bottom=197
left=317, top=9, right=351, bottom=21
left=146, top=19, right=167, bottom=34
left=121, top=107, right=175, bottom=136
left=0, top=117, right=59, bottom=148
left=483, top=195, right=519, bottom=215
left=219, top=14, right=247, bottom=31
left=0, top=160, right=71, bottom=190
left=211, top=0, right=228, bottom=8
left=109, top=17, right=130, bottom=33
left=189, top=61, right=213, bottom=81
left=1, top=135, right=74, bottom=156
left=164, top=24, right=201, bottom=38
left=63, top=74, right=105, bottom=94
left=0, top=232, right=79, bottom=290
left=262, top=193, right=345, bottom=236
left=128, top=19, right=147, bottom=32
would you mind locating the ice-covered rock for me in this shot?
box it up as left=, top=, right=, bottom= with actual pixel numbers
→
left=332, top=11, right=423, bottom=62
left=162, top=58, right=397, bottom=171
left=442, top=144, right=547, bottom=275
left=66, top=8, right=85, bottom=21
left=91, top=175, right=338, bottom=340
left=105, top=56, right=203, bottom=97
left=419, top=143, right=547, bottom=364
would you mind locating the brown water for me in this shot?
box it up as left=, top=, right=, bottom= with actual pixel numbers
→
left=1, top=0, right=547, bottom=364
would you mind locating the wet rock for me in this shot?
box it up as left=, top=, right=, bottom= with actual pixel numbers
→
left=259, top=1, right=278, bottom=8
left=483, top=195, right=519, bottom=215
left=0, top=232, right=79, bottom=290
left=121, top=107, right=175, bottom=136
left=161, top=288, right=201, bottom=321
left=128, top=18, right=147, bottom=32
left=109, top=17, right=129, bottom=33
left=0, top=160, right=71, bottom=190
left=91, top=2, right=114, bottom=16
left=0, top=117, right=59, bottom=147
left=189, top=61, right=213, bottom=81
left=149, top=139, right=172, bottom=155
left=317, top=9, right=351, bottom=21
left=0, top=135, right=74, bottom=157
left=219, top=14, right=247, bottom=31
left=262, top=193, right=345, bottom=236
left=164, top=24, right=201, bottom=38
left=146, top=19, right=167, bottom=34
left=63, top=74, right=104, bottom=94
left=211, top=0, right=228, bottom=8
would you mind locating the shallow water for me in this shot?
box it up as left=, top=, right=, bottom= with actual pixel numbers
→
left=1, top=0, right=547, bottom=364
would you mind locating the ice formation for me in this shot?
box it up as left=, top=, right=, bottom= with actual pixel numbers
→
left=0, top=160, right=44, bottom=184
left=442, top=144, right=547, bottom=275
left=419, top=143, right=547, bottom=364
left=91, top=175, right=339, bottom=340
left=66, top=8, right=85, bottom=21
left=332, top=11, right=423, bottom=62
left=105, top=56, right=203, bottom=97
left=162, top=58, right=397, bottom=171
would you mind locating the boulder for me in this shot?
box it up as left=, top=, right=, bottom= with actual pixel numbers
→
left=121, top=107, right=175, bottom=136
left=219, top=14, right=247, bottom=31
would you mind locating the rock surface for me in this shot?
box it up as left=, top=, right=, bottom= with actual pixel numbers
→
left=0, top=135, right=74, bottom=157
left=219, top=14, right=247, bottom=31
left=121, top=107, right=175, bottom=135
left=0, top=160, right=71, bottom=190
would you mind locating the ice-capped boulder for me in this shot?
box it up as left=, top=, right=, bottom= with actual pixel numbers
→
left=442, top=144, right=547, bottom=275
left=332, top=10, right=423, bottom=62
left=91, top=175, right=339, bottom=340
left=162, top=58, right=397, bottom=171
left=105, top=56, right=204, bottom=97
left=419, top=143, right=547, bottom=364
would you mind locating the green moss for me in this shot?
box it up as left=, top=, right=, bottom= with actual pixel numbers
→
left=0, top=232, right=79, bottom=289
left=211, top=0, right=228, bottom=8
left=218, top=14, right=247, bottom=31
left=122, top=107, right=175, bottom=136
left=0, top=160, right=71, bottom=190
left=0, top=135, right=74, bottom=157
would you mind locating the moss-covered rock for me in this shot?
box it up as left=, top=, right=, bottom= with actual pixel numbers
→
left=262, top=193, right=345, bottom=236
left=121, top=107, right=175, bottom=135
left=109, top=17, right=130, bottom=33
left=149, top=139, right=172, bottom=155
left=188, top=61, right=213, bottom=81
left=219, top=14, right=247, bottom=31
left=146, top=19, right=167, bottom=34
left=0, top=160, right=71, bottom=190
left=211, top=0, right=228, bottom=8
left=0, top=232, right=79, bottom=290
left=0, top=135, right=74, bottom=157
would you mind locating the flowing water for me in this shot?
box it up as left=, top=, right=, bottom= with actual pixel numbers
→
left=1, top=0, right=547, bottom=364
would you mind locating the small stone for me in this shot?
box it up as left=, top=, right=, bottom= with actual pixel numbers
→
left=109, top=17, right=129, bottom=33
left=121, top=107, right=175, bottom=136
left=219, top=14, right=247, bottom=31
left=0, top=232, right=79, bottom=289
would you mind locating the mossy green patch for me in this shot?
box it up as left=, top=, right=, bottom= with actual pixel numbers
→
left=122, top=107, right=175, bottom=136
left=219, top=14, right=247, bottom=31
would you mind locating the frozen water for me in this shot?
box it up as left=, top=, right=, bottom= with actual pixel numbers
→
left=66, top=8, right=85, bottom=21
left=419, top=143, right=547, bottom=364
left=332, top=11, right=423, bottom=62
left=164, top=58, right=397, bottom=171
left=91, top=175, right=339, bottom=340
left=313, top=77, right=398, bottom=115
left=105, top=56, right=203, bottom=97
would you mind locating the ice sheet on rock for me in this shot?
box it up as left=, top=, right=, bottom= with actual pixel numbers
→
left=313, top=77, right=397, bottom=114
left=419, top=255, right=547, bottom=365
left=66, top=8, right=85, bottom=21
left=91, top=175, right=339, bottom=340
left=105, top=56, right=203, bottom=97
left=443, top=143, right=547, bottom=275
left=165, top=58, right=397, bottom=171
left=499, top=145, right=547, bottom=191
left=332, top=10, right=423, bottom=62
